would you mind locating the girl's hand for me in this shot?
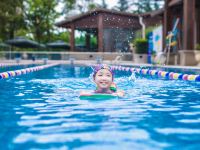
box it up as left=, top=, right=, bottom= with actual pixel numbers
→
left=117, top=90, right=124, bottom=97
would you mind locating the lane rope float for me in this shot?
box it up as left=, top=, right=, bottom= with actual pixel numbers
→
left=0, top=63, right=59, bottom=80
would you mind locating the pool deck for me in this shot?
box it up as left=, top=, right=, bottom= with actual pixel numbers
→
left=1, top=60, right=200, bottom=71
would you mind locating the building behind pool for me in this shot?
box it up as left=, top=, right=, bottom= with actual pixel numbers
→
left=56, top=0, right=200, bottom=66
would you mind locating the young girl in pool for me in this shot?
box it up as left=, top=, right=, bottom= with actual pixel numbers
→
left=80, top=64, right=124, bottom=97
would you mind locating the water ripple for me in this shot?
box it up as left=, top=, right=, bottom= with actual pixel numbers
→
left=1, top=65, right=200, bottom=149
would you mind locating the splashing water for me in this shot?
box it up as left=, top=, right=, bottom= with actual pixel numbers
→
left=129, top=71, right=136, bottom=82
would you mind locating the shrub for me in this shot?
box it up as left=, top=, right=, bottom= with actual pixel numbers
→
left=135, top=26, right=155, bottom=39
left=195, top=44, right=200, bottom=50
left=134, top=38, right=148, bottom=54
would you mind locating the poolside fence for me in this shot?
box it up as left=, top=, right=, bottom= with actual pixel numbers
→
left=0, top=51, right=133, bottom=61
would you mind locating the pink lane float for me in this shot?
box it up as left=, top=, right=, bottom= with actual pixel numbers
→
left=0, top=63, right=59, bottom=79
left=111, top=65, right=200, bottom=82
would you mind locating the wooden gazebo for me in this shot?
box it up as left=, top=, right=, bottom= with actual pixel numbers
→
left=139, top=0, right=200, bottom=51
left=163, top=0, right=200, bottom=50
left=56, top=8, right=141, bottom=52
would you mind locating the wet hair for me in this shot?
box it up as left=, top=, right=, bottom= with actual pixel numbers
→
left=92, top=64, right=114, bottom=81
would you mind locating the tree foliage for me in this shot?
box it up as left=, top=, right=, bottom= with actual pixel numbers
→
left=74, top=0, right=98, bottom=13
left=61, top=0, right=76, bottom=14
left=101, top=0, right=107, bottom=9
left=0, top=0, right=165, bottom=45
left=0, top=0, right=25, bottom=40
left=113, top=0, right=164, bottom=13
left=132, top=0, right=164, bottom=14
left=24, top=0, right=59, bottom=43
left=115, top=0, right=129, bottom=12
left=0, top=0, right=75, bottom=43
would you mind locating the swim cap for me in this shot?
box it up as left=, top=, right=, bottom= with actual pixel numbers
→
left=92, top=64, right=114, bottom=80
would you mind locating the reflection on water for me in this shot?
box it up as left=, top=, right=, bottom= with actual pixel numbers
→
left=0, top=65, right=200, bottom=149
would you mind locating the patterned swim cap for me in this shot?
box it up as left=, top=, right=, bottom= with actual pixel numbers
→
left=92, top=64, right=114, bottom=80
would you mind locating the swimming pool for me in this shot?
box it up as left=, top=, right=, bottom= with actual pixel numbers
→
left=0, top=64, right=38, bottom=73
left=0, top=65, right=200, bottom=149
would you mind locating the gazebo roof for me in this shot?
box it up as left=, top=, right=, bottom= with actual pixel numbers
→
left=56, top=8, right=141, bottom=29
left=56, top=8, right=139, bottom=24
left=55, top=8, right=165, bottom=30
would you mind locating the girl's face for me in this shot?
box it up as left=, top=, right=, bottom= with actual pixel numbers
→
left=94, top=69, right=113, bottom=90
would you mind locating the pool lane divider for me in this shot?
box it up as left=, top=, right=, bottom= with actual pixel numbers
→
left=110, top=65, right=200, bottom=82
left=0, top=63, right=59, bottom=80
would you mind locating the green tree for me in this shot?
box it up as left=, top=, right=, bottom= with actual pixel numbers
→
left=132, top=0, right=164, bottom=14
left=101, top=0, right=107, bottom=9
left=0, top=0, right=25, bottom=40
left=24, top=0, right=59, bottom=43
left=52, top=31, right=70, bottom=42
left=133, top=0, right=152, bottom=14
left=88, top=3, right=97, bottom=10
left=154, top=0, right=162, bottom=10
left=61, top=0, right=76, bottom=14
left=71, top=0, right=98, bottom=13
left=115, top=0, right=129, bottom=12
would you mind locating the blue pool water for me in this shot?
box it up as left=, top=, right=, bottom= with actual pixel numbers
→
left=0, top=65, right=200, bottom=150
left=0, top=64, right=37, bottom=73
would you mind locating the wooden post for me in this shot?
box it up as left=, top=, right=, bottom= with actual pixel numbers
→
left=183, top=0, right=195, bottom=50
left=163, top=0, right=170, bottom=49
left=163, top=0, right=174, bottom=47
left=197, top=8, right=200, bottom=45
left=98, top=14, right=103, bottom=52
left=70, top=24, right=75, bottom=51
left=86, top=32, right=91, bottom=50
